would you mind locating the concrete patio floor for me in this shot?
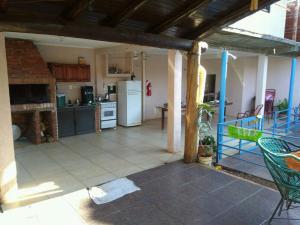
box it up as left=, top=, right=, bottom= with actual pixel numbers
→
left=1, top=161, right=299, bottom=225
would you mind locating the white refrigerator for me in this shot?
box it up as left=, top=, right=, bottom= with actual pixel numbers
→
left=117, top=81, right=142, bottom=127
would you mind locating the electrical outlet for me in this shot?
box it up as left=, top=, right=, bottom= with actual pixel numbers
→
left=69, top=85, right=72, bottom=90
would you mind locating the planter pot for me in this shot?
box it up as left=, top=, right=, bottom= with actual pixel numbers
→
left=198, top=156, right=213, bottom=166
left=198, top=144, right=213, bottom=166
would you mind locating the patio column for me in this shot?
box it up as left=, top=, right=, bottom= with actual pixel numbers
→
left=217, top=50, right=228, bottom=161
left=287, top=57, right=297, bottom=130
left=0, top=32, right=18, bottom=204
left=255, top=55, right=268, bottom=115
left=167, top=50, right=182, bottom=153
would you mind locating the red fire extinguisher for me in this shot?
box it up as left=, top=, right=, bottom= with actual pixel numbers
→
left=146, top=80, right=152, bottom=96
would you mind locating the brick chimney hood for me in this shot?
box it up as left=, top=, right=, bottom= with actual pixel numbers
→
left=5, top=38, right=54, bottom=84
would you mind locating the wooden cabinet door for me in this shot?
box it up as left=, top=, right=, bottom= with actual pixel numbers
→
left=66, top=65, right=77, bottom=82
left=48, top=63, right=90, bottom=82
left=78, top=65, right=91, bottom=82
left=50, top=64, right=65, bottom=81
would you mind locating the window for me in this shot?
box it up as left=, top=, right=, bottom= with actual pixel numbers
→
left=204, top=74, right=216, bottom=102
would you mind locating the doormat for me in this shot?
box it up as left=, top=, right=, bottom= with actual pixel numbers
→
left=88, top=178, right=140, bottom=205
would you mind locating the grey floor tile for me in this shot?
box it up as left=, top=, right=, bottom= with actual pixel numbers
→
left=212, top=179, right=262, bottom=204
left=189, top=171, right=236, bottom=193
left=120, top=202, right=184, bottom=225
left=204, top=213, right=248, bottom=225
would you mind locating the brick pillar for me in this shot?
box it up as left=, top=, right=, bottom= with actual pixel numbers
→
left=51, top=111, right=58, bottom=141
left=0, top=33, right=18, bottom=204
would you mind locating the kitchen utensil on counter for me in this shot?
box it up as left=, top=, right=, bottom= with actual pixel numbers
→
left=96, top=96, right=102, bottom=102
left=75, top=98, right=80, bottom=105
left=104, top=93, right=109, bottom=100
left=130, top=72, right=136, bottom=81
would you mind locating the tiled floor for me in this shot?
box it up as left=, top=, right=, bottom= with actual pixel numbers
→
left=11, top=114, right=278, bottom=209
left=1, top=161, right=299, bottom=225
left=11, top=119, right=183, bottom=209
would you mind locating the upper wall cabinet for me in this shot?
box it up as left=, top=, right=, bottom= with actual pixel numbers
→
left=105, top=52, right=133, bottom=77
left=48, top=63, right=91, bottom=82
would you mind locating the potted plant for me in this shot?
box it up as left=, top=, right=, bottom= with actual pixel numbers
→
left=197, top=104, right=216, bottom=166
left=276, top=98, right=288, bottom=116
left=198, top=135, right=216, bottom=165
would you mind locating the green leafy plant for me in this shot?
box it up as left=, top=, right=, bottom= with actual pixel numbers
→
left=199, top=135, right=216, bottom=157
left=277, top=98, right=288, bottom=111
left=201, top=135, right=216, bottom=147
left=197, top=104, right=217, bottom=157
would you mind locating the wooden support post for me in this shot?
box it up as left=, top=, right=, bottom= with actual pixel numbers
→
left=184, top=41, right=202, bottom=163
left=0, top=32, right=18, bottom=204
left=167, top=50, right=182, bottom=153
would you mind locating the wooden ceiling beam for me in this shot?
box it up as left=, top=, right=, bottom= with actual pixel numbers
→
left=100, top=0, right=149, bottom=27
left=0, top=20, right=193, bottom=51
left=63, top=0, right=94, bottom=20
left=183, top=0, right=279, bottom=40
left=148, top=0, right=212, bottom=34
left=0, top=0, right=7, bottom=12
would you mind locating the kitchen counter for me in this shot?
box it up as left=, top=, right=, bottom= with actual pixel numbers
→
left=57, top=101, right=116, bottom=109
left=57, top=104, right=97, bottom=109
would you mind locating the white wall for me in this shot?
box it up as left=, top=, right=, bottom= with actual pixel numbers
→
left=38, top=44, right=300, bottom=121
left=230, top=0, right=287, bottom=38
left=202, top=54, right=300, bottom=118
left=202, top=57, right=249, bottom=116
left=267, top=56, right=300, bottom=106
left=241, top=57, right=258, bottom=112
left=144, top=54, right=168, bottom=120
left=143, top=53, right=187, bottom=120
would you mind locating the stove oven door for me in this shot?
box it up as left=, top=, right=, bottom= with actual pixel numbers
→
left=101, top=107, right=116, bottom=121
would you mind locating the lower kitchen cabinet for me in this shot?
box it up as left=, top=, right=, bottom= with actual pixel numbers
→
left=75, top=106, right=95, bottom=135
left=57, top=106, right=95, bottom=138
left=57, top=107, right=75, bottom=138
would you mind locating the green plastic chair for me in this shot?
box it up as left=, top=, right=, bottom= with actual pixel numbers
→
left=258, top=137, right=300, bottom=224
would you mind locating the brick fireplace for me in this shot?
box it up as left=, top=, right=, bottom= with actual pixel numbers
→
left=6, top=38, right=57, bottom=144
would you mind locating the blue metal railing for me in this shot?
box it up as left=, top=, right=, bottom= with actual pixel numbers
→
left=217, top=116, right=263, bottom=163
left=271, top=107, right=299, bottom=135
left=216, top=110, right=300, bottom=167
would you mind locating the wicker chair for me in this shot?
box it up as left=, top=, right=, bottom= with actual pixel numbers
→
left=258, top=137, right=300, bottom=224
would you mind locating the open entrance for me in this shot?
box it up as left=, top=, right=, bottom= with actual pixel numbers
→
left=4, top=32, right=186, bottom=208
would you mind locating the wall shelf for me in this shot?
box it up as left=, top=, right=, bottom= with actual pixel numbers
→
left=105, top=52, right=133, bottom=78
left=106, top=73, right=131, bottom=77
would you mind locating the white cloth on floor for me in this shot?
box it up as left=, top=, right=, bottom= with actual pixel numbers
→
left=88, top=178, right=140, bottom=205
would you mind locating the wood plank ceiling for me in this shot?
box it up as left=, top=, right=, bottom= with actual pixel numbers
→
left=0, top=0, right=278, bottom=50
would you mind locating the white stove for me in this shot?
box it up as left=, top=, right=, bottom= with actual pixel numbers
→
left=99, top=101, right=117, bottom=129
